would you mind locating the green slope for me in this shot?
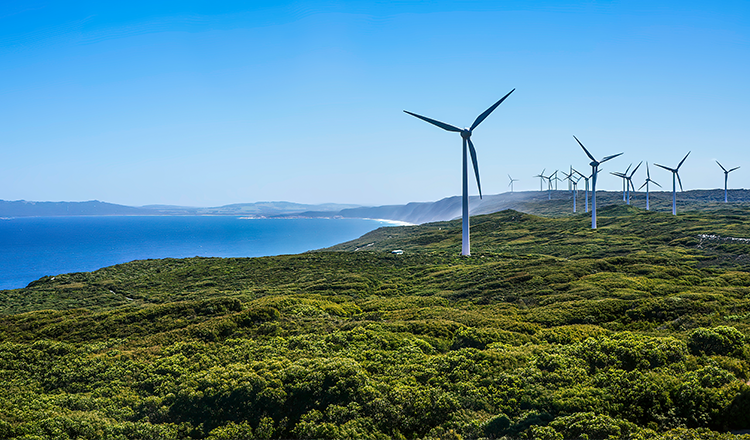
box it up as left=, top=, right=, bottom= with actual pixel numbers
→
left=1, top=208, right=750, bottom=439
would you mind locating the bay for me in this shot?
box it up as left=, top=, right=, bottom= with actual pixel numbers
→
left=0, top=216, right=396, bottom=291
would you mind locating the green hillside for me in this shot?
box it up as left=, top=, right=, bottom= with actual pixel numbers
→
left=1, top=206, right=750, bottom=439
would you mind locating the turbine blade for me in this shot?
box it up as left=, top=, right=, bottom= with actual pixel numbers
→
left=611, top=172, right=626, bottom=178
left=624, top=163, right=632, bottom=174
left=654, top=163, right=674, bottom=172
left=468, top=138, right=482, bottom=199
left=677, top=172, right=684, bottom=192
left=677, top=151, right=691, bottom=170
left=470, top=88, right=515, bottom=130
left=646, top=162, right=651, bottom=179
left=729, top=166, right=741, bottom=172
left=574, top=136, right=596, bottom=162
left=716, top=160, right=727, bottom=172
left=600, top=153, right=623, bottom=163
left=639, top=181, right=647, bottom=190
left=652, top=180, right=662, bottom=188
left=404, top=111, right=462, bottom=132
left=630, top=161, right=642, bottom=177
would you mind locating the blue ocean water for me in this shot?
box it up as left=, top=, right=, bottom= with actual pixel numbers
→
left=0, top=216, right=394, bottom=291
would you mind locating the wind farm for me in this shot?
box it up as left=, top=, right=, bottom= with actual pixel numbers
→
left=3, top=2, right=750, bottom=440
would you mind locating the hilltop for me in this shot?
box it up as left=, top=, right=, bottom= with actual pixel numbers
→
left=1, top=205, right=750, bottom=439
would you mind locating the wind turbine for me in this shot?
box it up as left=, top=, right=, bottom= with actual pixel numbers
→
left=716, top=161, right=740, bottom=203
left=534, top=169, right=546, bottom=192
left=574, top=136, right=622, bottom=229
left=563, top=171, right=581, bottom=212
left=405, top=89, right=515, bottom=256
left=573, top=168, right=591, bottom=213
left=612, top=164, right=632, bottom=201
left=611, top=161, right=641, bottom=205
left=638, top=162, right=661, bottom=211
left=655, top=152, right=690, bottom=216
left=552, top=170, right=561, bottom=190
left=508, top=174, right=519, bottom=193
left=544, top=172, right=555, bottom=200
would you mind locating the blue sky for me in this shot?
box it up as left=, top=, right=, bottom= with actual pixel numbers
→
left=1, top=0, right=748, bottom=207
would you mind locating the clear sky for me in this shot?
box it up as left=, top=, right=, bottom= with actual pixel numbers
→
left=2, top=0, right=749, bottom=207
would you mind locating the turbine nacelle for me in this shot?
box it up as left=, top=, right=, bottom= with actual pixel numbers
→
left=460, top=129, right=472, bottom=139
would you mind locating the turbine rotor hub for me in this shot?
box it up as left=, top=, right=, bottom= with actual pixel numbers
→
left=460, top=129, right=472, bottom=139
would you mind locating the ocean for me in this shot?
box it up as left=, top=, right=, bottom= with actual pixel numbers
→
left=0, top=216, right=397, bottom=291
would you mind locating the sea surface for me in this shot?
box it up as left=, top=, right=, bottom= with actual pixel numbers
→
left=0, top=216, right=397, bottom=291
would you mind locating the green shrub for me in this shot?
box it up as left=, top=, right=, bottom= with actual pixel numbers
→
left=688, top=326, right=746, bottom=357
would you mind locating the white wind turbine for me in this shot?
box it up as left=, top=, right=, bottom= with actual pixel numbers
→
left=716, top=161, right=740, bottom=203
left=508, top=174, right=519, bottom=192
left=638, top=162, right=661, bottom=211
left=405, top=89, right=515, bottom=256
left=611, top=161, right=641, bottom=205
left=574, top=136, right=622, bottom=229
left=655, top=152, right=690, bottom=216
left=563, top=171, right=581, bottom=213
left=573, top=168, right=592, bottom=213
left=534, top=169, right=546, bottom=192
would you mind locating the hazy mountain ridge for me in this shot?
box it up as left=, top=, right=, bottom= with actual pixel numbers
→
left=0, top=200, right=359, bottom=217
left=4, top=189, right=750, bottom=220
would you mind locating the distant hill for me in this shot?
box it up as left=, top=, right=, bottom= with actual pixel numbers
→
left=143, top=201, right=362, bottom=216
left=0, top=200, right=152, bottom=217
left=0, top=200, right=359, bottom=217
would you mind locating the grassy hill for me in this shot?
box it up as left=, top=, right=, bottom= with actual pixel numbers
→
left=1, top=206, right=750, bottom=439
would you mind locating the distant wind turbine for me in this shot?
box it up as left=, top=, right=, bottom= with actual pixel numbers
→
left=716, top=161, right=740, bottom=203
left=405, top=89, right=515, bottom=256
left=508, top=174, right=519, bottom=192
left=638, top=162, right=661, bottom=211
left=573, top=168, right=591, bottom=213
left=655, top=152, right=690, bottom=216
left=553, top=170, right=561, bottom=191
left=574, top=135, right=623, bottom=229
left=612, top=164, right=632, bottom=201
left=534, top=169, right=546, bottom=192
left=610, top=161, right=641, bottom=205
left=563, top=171, right=581, bottom=212
left=544, top=172, right=554, bottom=200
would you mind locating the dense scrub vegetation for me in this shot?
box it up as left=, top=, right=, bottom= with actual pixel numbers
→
left=2, top=206, right=750, bottom=439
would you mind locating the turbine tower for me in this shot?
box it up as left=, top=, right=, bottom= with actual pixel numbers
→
left=655, top=152, right=690, bottom=216
left=405, top=89, right=515, bottom=256
left=508, top=174, right=519, bottom=193
left=638, top=162, right=661, bottom=211
left=574, top=135, right=622, bottom=229
left=716, top=161, right=740, bottom=203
